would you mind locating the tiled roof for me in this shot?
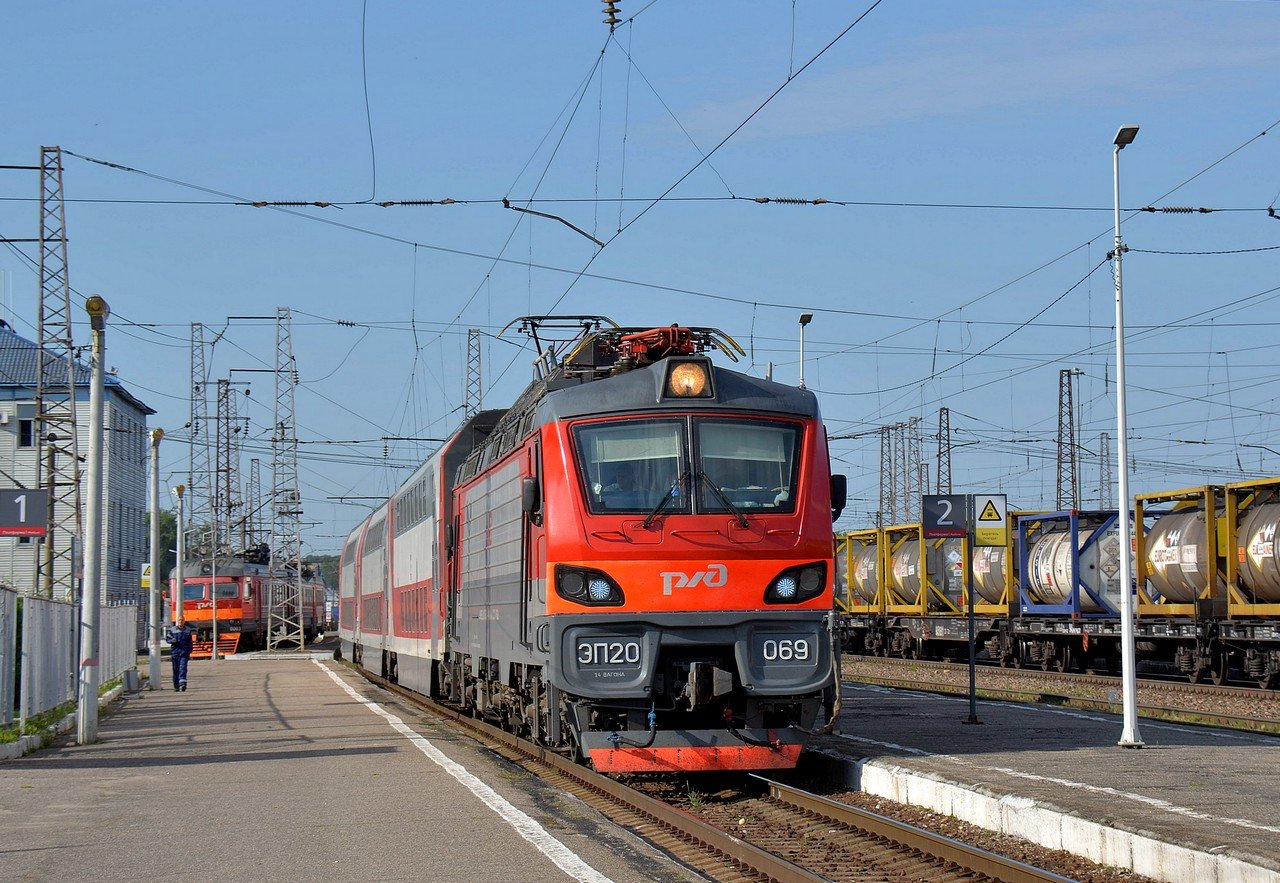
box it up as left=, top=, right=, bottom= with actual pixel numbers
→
left=0, top=322, right=155, bottom=415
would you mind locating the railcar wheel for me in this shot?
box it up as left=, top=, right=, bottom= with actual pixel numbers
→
left=1209, top=654, right=1230, bottom=686
left=1258, top=673, right=1278, bottom=690
left=1187, top=667, right=1205, bottom=685
left=1053, top=647, right=1072, bottom=673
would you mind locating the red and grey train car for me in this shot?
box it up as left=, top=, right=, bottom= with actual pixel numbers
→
left=339, top=322, right=846, bottom=772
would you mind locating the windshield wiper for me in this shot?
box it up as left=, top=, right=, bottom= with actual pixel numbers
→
left=642, top=469, right=690, bottom=529
left=697, top=470, right=750, bottom=528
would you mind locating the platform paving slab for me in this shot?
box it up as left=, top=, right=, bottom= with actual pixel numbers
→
left=0, top=657, right=703, bottom=883
left=811, top=681, right=1280, bottom=883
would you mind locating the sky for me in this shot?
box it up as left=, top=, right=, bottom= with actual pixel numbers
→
left=2, top=1, right=1278, bottom=552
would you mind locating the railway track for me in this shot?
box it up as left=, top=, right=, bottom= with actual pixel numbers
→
left=355, top=666, right=1071, bottom=882
left=843, top=654, right=1280, bottom=734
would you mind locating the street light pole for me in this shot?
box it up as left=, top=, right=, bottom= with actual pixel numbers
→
left=148, top=429, right=163, bottom=690
left=174, top=485, right=185, bottom=630
left=798, top=312, right=813, bottom=389
left=1112, top=125, right=1144, bottom=748
left=76, top=295, right=109, bottom=745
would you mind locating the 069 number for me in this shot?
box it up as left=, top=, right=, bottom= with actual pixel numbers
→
left=762, top=638, right=810, bottom=662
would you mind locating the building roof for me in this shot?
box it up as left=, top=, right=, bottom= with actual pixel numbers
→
left=0, top=321, right=156, bottom=416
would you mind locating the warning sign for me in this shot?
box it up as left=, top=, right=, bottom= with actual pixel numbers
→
left=973, top=494, right=1008, bottom=547
left=141, top=563, right=152, bottom=590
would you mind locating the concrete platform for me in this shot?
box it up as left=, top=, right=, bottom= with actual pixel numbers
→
left=0, top=658, right=700, bottom=883
left=811, top=681, right=1280, bottom=883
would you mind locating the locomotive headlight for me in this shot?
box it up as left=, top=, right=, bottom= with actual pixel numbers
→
left=555, top=565, right=625, bottom=606
left=765, top=562, right=827, bottom=604
left=665, top=361, right=712, bottom=398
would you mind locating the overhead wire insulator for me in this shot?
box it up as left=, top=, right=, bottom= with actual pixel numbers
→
left=1140, top=205, right=1214, bottom=214
left=752, top=196, right=830, bottom=205
left=602, top=1, right=620, bottom=28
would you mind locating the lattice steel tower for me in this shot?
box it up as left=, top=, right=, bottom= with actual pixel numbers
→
left=936, top=406, right=952, bottom=495
left=877, top=426, right=892, bottom=526
left=246, top=458, right=263, bottom=550
left=465, top=328, right=482, bottom=418
left=904, top=416, right=923, bottom=521
left=1098, top=432, right=1113, bottom=508
left=214, top=378, right=243, bottom=555
left=34, top=146, right=82, bottom=601
left=267, top=307, right=305, bottom=649
left=188, top=322, right=214, bottom=557
left=1056, top=368, right=1081, bottom=510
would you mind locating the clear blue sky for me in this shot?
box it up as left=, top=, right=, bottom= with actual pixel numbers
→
left=3, top=1, right=1278, bottom=550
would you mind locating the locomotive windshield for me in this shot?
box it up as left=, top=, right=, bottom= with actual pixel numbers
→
left=574, top=416, right=801, bottom=516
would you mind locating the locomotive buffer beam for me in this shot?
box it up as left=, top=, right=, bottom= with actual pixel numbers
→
left=688, top=662, right=733, bottom=709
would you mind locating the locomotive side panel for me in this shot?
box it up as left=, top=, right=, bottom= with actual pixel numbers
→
left=456, top=448, right=542, bottom=675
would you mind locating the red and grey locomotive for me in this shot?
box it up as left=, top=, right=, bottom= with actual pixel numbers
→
left=339, top=319, right=846, bottom=772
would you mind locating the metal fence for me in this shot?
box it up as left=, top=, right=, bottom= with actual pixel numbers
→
left=100, top=604, right=139, bottom=685
left=2, top=597, right=140, bottom=728
left=19, top=595, right=78, bottom=724
left=1, top=589, right=15, bottom=726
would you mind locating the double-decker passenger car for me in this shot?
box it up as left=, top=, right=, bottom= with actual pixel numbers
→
left=340, top=320, right=846, bottom=772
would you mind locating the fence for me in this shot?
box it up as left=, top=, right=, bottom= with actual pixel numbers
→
left=2, top=595, right=140, bottom=728
left=19, top=595, right=78, bottom=724
left=100, top=604, right=139, bottom=685
left=1, top=589, right=15, bottom=726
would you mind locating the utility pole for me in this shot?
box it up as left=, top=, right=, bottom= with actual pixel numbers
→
left=465, top=328, right=482, bottom=419
left=904, top=416, right=923, bottom=521
left=1099, top=431, right=1113, bottom=508
left=877, top=426, right=891, bottom=527
left=35, top=147, right=82, bottom=602
left=247, top=458, right=263, bottom=550
left=148, top=429, right=163, bottom=689
left=76, top=296, right=109, bottom=744
left=936, top=406, right=952, bottom=494
left=1056, top=368, right=1082, bottom=510
left=268, top=307, right=305, bottom=650
left=189, top=322, right=213, bottom=558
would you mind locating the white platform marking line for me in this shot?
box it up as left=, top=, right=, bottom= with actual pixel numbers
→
left=839, top=732, right=1280, bottom=835
left=843, top=681, right=1266, bottom=743
left=315, top=661, right=614, bottom=883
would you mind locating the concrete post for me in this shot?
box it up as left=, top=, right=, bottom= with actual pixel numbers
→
left=77, top=295, right=109, bottom=745
left=148, top=429, right=163, bottom=689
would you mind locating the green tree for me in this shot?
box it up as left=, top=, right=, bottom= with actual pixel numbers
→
left=145, top=508, right=178, bottom=583
left=304, top=553, right=339, bottom=589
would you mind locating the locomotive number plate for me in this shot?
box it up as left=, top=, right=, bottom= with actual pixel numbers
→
left=577, top=638, right=642, bottom=669
left=754, top=636, right=813, bottom=666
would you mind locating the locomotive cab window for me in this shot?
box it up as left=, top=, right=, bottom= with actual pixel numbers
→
left=182, top=583, right=206, bottom=601
left=215, top=583, right=238, bottom=600
left=573, top=419, right=690, bottom=515
left=695, top=419, right=801, bottom=513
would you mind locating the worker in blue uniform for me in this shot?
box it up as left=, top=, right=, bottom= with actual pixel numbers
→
left=167, top=617, right=193, bottom=692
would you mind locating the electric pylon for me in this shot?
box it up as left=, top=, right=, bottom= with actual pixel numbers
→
left=34, top=146, right=82, bottom=601
left=267, top=307, right=306, bottom=650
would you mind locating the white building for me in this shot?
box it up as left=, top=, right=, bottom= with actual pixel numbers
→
left=0, top=321, right=155, bottom=605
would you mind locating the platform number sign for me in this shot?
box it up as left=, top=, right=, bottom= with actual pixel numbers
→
left=0, top=489, right=47, bottom=537
left=922, top=494, right=967, bottom=538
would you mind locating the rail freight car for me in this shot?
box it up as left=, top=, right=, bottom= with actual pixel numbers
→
left=838, top=480, right=1280, bottom=687
left=171, top=556, right=327, bottom=656
left=339, top=318, right=846, bottom=773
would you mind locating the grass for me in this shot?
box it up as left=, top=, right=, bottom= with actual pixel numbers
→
left=0, top=699, right=76, bottom=744
left=0, top=674, right=128, bottom=744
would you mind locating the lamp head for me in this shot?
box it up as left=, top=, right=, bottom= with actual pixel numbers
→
left=84, top=295, right=110, bottom=330
left=1114, top=125, right=1140, bottom=149
left=799, top=312, right=814, bottom=327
